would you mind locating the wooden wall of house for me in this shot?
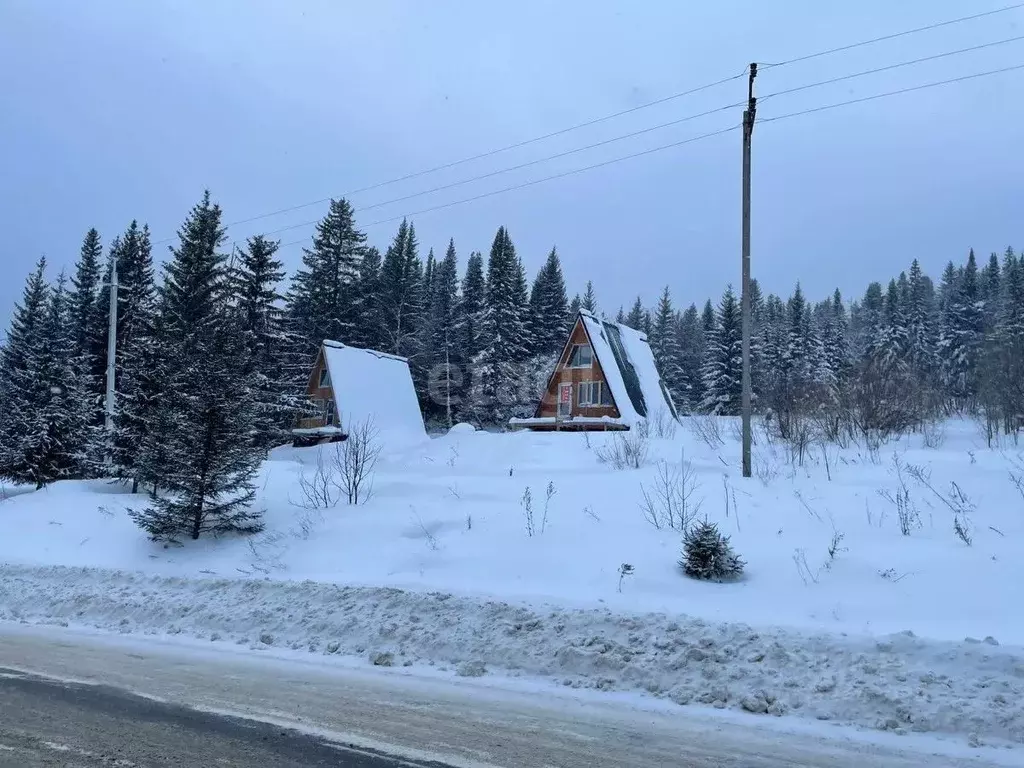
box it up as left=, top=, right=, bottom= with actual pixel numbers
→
left=296, top=349, right=335, bottom=429
left=536, top=320, right=620, bottom=420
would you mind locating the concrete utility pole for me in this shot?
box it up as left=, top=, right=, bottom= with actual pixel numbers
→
left=104, top=258, right=119, bottom=433
left=741, top=62, right=757, bottom=479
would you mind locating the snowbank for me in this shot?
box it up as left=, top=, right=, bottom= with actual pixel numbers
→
left=2, top=418, right=1024, bottom=746
left=2, top=563, right=1022, bottom=747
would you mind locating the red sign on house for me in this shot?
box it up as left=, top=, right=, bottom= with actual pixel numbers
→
left=560, top=386, right=571, bottom=403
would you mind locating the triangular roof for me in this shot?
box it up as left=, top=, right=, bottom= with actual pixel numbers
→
left=540, top=310, right=679, bottom=426
left=317, top=340, right=426, bottom=439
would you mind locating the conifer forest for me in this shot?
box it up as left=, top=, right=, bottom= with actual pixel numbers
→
left=1, top=191, right=1021, bottom=537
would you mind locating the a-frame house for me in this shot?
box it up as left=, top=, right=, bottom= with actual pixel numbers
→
left=510, top=310, right=679, bottom=431
left=292, top=340, right=426, bottom=446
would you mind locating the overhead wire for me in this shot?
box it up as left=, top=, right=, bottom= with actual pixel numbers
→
left=153, top=2, right=1024, bottom=247
left=265, top=62, right=1024, bottom=251
left=257, top=36, right=1024, bottom=242
left=759, top=2, right=1024, bottom=69
left=149, top=68, right=749, bottom=244
left=760, top=34, right=1024, bottom=101
left=256, top=100, right=744, bottom=240
left=759, top=62, right=1024, bottom=124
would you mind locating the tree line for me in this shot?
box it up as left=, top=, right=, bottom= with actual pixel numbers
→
left=0, top=189, right=1019, bottom=539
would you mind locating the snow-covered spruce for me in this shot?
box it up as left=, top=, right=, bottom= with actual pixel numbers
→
left=680, top=520, right=744, bottom=581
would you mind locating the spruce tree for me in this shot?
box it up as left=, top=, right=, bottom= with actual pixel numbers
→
left=939, top=249, right=983, bottom=407
left=286, top=198, right=366, bottom=355
left=675, top=303, right=704, bottom=413
left=700, top=285, right=742, bottom=415
left=354, top=245, right=382, bottom=349
left=425, top=239, right=460, bottom=425
left=67, top=229, right=106, bottom=462
left=0, top=259, right=51, bottom=485
left=581, top=280, right=597, bottom=313
left=649, top=286, right=684, bottom=405
left=130, top=191, right=264, bottom=540
left=228, top=234, right=300, bottom=448
left=906, top=259, right=937, bottom=388
left=69, top=228, right=104, bottom=370
left=472, top=226, right=530, bottom=422
left=568, top=293, right=582, bottom=326
left=377, top=219, right=425, bottom=359
left=701, top=299, right=716, bottom=336
left=455, top=251, right=486, bottom=395
left=526, top=247, right=568, bottom=356
left=624, top=297, right=646, bottom=330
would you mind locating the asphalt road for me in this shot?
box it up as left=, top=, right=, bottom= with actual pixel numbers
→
left=0, top=623, right=1013, bottom=768
left=0, top=667, right=443, bottom=767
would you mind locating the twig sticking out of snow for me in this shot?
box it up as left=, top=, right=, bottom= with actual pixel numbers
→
left=640, top=452, right=701, bottom=532
left=617, top=563, right=634, bottom=593
left=411, top=507, right=440, bottom=551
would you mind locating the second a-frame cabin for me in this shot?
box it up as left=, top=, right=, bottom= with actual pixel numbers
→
left=510, top=310, right=679, bottom=431
left=292, top=340, right=426, bottom=447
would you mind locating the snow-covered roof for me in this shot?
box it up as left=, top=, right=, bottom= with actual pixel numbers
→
left=577, top=310, right=678, bottom=425
left=321, top=340, right=426, bottom=440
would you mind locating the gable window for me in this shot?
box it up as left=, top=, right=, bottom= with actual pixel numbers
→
left=318, top=367, right=331, bottom=387
left=324, top=398, right=336, bottom=425
left=579, top=381, right=602, bottom=406
left=567, top=344, right=593, bottom=368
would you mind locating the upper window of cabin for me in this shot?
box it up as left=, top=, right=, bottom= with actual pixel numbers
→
left=319, top=367, right=331, bottom=387
left=567, top=344, right=593, bottom=368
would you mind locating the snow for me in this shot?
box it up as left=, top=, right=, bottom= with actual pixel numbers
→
left=579, top=312, right=642, bottom=424
left=321, top=340, right=426, bottom=442
left=617, top=320, right=679, bottom=422
left=2, top=418, right=1024, bottom=747
left=578, top=310, right=676, bottom=426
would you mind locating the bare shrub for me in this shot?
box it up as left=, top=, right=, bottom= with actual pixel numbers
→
left=334, top=418, right=382, bottom=505
left=904, top=463, right=977, bottom=545
left=595, top=429, right=649, bottom=470
left=521, top=487, right=535, bottom=537
left=617, top=563, right=634, bottom=592
left=541, top=481, right=556, bottom=534
left=688, top=413, right=724, bottom=449
left=1007, top=454, right=1024, bottom=503
left=878, top=454, right=920, bottom=535
left=921, top=419, right=946, bottom=449
left=953, top=515, right=973, bottom=546
left=411, top=508, right=441, bottom=551
left=753, top=448, right=780, bottom=487
left=828, top=530, right=847, bottom=560
left=649, top=408, right=679, bottom=439
left=640, top=451, right=702, bottom=531
left=296, top=449, right=340, bottom=510
left=292, top=506, right=323, bottom=540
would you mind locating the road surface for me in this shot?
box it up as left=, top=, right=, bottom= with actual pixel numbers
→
left=0, top=623, right=1012, bottom=767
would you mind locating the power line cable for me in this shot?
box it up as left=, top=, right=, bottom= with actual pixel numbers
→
left=269, top=62, right=1023, bottom=251
left=257, top=101, right=744, bottom=240
left=759, top=62, right=1024, bottom=124
left=157, top=3, right=1024, bottom=246
left=761, top=34, right=1024, bottom=101
left=760, top=2, right=1024, bottom=69
left=148, top=69, right=748, bottom=245
left=274, top=124, right=742, bottom=250
left=260, top=38, right=1023, bottom=243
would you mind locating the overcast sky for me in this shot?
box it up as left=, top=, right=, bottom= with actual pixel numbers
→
left=2, top=0, right=1022, bottom=332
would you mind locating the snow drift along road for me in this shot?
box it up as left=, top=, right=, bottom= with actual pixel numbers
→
left=1, top=563, right=1022, bottom=749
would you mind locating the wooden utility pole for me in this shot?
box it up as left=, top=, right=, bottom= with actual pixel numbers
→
left=741, top=63, right=757, bottom=478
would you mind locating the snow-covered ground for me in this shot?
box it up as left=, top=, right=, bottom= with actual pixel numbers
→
left=2, top=418, right=1023, bottom=748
